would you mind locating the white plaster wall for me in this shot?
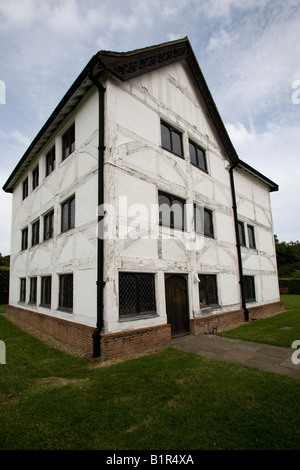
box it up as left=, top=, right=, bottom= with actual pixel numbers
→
left=102, top=61, right=280, bottom=334
left=9, top=88, right=99, bottom=327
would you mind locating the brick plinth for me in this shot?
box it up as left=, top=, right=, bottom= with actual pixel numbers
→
left=100, top=324, right=172, bottom=361
left=191, top=301, right=285, bottom=335
left=6, top=305, right=95, bottom=354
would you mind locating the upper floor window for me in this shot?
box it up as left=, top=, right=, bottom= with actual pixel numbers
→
left=62, top=123, right=75, bottom=161
left=21, top=227, right=28, bottom=251
left=238, top=221, right=246, bottom=247
left=32, top=219, right=40, bottom=247
left=243, top=276, right=256, bottom=302
left=44, top=210, right=54, bottom=241
left=189, top=140, right=207, bottom=173
left=158, top=191, right=186, bottom=231
left=160, top=121, right=183, bottom=158
left=247, top=225, right=256, bottom=249
left=194, top=204, right=214, bottom=238
left=22, top=177, right=28, bottom=200
left=46, top=146, right=56, bottom=176
left=32, top=165, right=39, bottom=190
left=199, top=274, right=218, bottom=307
left=61, top=195, right=75, bottom=233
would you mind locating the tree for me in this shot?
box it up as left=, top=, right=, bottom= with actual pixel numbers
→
left=275, top=237, right=300, bottom=278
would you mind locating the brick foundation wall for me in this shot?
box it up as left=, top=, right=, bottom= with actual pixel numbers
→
left=191, top=301, right=285, bottom=335
left=5, top=301, right=284, bottom=360
left=6, top=305, right=95, bottom=354
left=100, top=324, right=172, bottom=361
left=5, top=305, right=172, bottom=360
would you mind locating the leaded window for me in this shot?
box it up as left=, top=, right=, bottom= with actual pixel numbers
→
left=119, top=272, right=156, bottom=318
left=32, top=165, right=39, bottom=190
left=243, top=276, right=256, bottom=302
left=22, top=177, right=28, bottom=200
left=21, top=227, right=28, bottom=251
left=199, top=274, right=218, bottom=307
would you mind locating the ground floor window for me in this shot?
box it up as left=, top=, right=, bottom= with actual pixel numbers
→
left=59, top=274, right=73, bottom=311
left=29, top=277, right=37, bottom=304
left=119, top=272, right=156, bottom=318
left=199, top=274, right=218, bottom=307
left=41, top=276, right=52, bottom=308
left=20, top=278, right=26, bottom=302
left=243, top=276, right=256, bottom=302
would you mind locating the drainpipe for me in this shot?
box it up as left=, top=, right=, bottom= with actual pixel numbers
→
left=229, top=162, right=249, bottom=322
left=89, top=71, right=106, bottom=357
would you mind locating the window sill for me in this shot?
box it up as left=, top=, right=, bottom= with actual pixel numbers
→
left=191, top=162, right=208, bottom=174
left=119, top=313, right=159, bottom=322
left=200, top=305, right=221, bottom=312
left=161, top=146, right=184, bottom=159
left=57, top=307, right=73, bottom=314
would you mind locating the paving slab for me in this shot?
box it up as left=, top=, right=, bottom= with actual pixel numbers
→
left=170, top=334, right=300, bottom=379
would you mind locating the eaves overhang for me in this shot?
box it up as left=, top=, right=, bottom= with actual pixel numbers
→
left=237, top=159, right=278, bottom=192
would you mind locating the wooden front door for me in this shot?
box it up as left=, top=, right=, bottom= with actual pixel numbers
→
left=165, top=274, right=189, bottom=337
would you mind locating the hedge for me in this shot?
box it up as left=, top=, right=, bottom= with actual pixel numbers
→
left=0, top=267, right=9, bottom=304
left=279, top=278, right=300, bottom=294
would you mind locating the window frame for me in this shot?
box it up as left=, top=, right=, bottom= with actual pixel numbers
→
left=44, top=209, right=54, bottom=241
left=41, top=276, right=52, bottom=308
left=62, top=123, right=75, bottom=161
left=61, top=195, right=75, bottom=233
left=160, top=120, right=184, bottom=158
left=189, top=139, right=208, bottom=173
left=20, top=278, right=26, bottom=302
left=194, top=204, right=214, bottom=238
left=31, top=219, right=40, bottom=247
left=238, top=221, right=246, bottom=247
left=21, top=227, right=28, bottom=251
left=22, top=177, right=28, bottom=200
left=119, top=272, right=157, bottom=319
left=243, top=276, right=256, bottom=302
left=59, top=273, right=73, bottom=312
left=199, top=274, right=219, bottom=308
left=29, top=277, right=37, bottom=304
left=46, top=145, right=56, bottom=177
left=247, top=224, right=256, bottom=249
left=32, top=165, right=39, bottom=191
left=158, top=191, right=186, bottom=231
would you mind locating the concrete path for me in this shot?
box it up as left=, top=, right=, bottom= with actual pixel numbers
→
left=170, top=334, right=300, bottom=379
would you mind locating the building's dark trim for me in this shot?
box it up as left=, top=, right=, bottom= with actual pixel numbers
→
left=88, top=71, right=106, bottom=359
left=229, top=163, right=249, bottom=322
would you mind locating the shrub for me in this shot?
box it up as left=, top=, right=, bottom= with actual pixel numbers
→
left=279, top=278, right=300, bottom=294
left=0, top=266, right=9, bottom=304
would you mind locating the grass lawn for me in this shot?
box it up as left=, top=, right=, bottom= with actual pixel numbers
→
left=0, top=306, right=300, bottom=450
left=220, top=295, right=300, bottom=348
left=0, top=305, right=7, bottom=314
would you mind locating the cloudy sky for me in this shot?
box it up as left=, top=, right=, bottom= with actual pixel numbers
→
left=0, top=0, right=299, bottom=255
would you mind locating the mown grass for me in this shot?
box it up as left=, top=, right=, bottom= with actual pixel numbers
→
left=220, top=295, right=300, bottom=348
left=0, top=307, right=299, bottom=450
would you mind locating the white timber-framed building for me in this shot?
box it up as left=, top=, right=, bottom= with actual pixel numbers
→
left=3, top=38, right=283, bottom=359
